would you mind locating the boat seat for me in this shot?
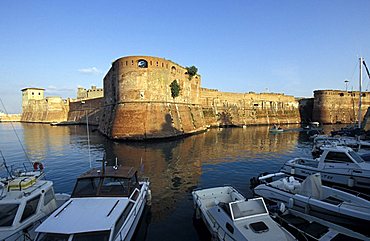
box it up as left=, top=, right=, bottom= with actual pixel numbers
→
left=282, top=177, right=301, bottom=193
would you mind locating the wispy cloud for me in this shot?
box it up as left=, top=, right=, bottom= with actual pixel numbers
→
left=47, top=85, right=74, bottom=92
left=78, top=67, right=102, bottom=75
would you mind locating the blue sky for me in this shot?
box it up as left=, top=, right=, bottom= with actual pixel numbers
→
left=1, top=0, right=370, bottom=113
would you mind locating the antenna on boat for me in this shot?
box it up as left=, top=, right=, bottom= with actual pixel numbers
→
left=0, top=97, right=32, bottom=165
left=359, top=57, right=363, bottom=128
left=0, top=150, right=12, bottom=178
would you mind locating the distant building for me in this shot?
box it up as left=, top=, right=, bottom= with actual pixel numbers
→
left=21, top=87, right=45, bottom=112
left=77, top=85, right=103, bottom=99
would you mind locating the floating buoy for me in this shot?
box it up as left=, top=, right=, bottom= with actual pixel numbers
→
left=33, top=162, right=44, bottom=171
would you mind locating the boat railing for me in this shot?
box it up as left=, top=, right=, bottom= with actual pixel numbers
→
left=117, top=187, right=146, bottom=240
left=332, top=185, right=370, bottom=201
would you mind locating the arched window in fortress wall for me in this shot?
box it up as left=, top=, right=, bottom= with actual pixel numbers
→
left=137, top=59, right=148, bottom=68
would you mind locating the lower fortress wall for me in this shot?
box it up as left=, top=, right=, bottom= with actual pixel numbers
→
left=0, top=114, right=21, bottom=122
left=67, top=97, right=103, bottom=126
left=200, top=88, right=301, bottom=126
left=21, top=97, right=68, bottom=123
left=99, top=102, right=206, bottom=140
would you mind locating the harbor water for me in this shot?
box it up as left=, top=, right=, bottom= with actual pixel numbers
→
left=0, top=123, right=335, bottom=241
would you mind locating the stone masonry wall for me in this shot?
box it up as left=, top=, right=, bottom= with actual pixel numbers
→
left=200, top=88, right=300, bottom=126
left=67, top=97, right=103, bottom=125
left=312, top=90, right=370, bottom=124
left=98, top=56, right=206, bottom=140
left=21, top=97, right=69, bottom=123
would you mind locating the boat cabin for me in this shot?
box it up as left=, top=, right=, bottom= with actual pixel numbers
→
left=0, top=178, right=57, bottom=239
left=71, top=166, right=140, bottom=198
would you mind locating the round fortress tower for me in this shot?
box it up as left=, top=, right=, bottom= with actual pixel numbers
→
left=99, top=56, right=206, bottom=140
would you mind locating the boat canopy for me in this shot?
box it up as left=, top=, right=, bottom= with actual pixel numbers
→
left=36, top=197, right=131, bottom=234
left=71, top=167, right=139, bottom=198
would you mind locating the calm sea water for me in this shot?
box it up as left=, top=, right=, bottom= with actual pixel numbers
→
left=0, top=123, right=336, bottom=241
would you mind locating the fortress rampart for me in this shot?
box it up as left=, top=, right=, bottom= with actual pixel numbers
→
left=312, top=90, right=370, bottom=124
left=98, top=56, right=206, bottom=140
left=20, top=56, right=370, bottom=140
left=200, top=88, right=300, bottom=126
left=21, top=97, right=69, bottom=123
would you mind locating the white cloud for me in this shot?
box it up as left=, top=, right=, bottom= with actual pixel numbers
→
left=78, top=67, right=102, bottom=75
left=46, top=86, right=74, bottom=92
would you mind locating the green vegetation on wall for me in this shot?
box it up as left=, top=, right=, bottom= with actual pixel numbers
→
left=170, top=80, right=181, bottom=98
left=186, top=66, right=198, bottom=80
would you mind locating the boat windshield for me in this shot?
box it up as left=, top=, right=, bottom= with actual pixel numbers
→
left=72, top=176, right=132, bottom=197
left=0, top=203, right=19, bottom=227
left=36, top=231, right=110, bottom=241
left=230, top=198, right=268, bottom=221
left=348, top=151, right=365, bottom=163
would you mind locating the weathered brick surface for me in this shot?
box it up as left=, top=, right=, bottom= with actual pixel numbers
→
left=313, top=90, right=370, bottom=124
left=21, top=97, right=68, bottom=123
left=98, top=56, right=206, bottom=140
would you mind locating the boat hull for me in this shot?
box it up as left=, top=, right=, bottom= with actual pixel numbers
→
left=281, top=163, right=370, bottom=191
left=254, top=184, right=370, bottom=235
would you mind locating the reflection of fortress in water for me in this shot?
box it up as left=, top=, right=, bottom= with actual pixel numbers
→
left=18, top=123, right=299, bottom=221
left=103, top=125, right=299, bottom=220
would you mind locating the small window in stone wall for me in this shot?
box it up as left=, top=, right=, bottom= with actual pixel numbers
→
left=32, top=92, right=34, bottom=95
left=171, top=66, right=176, bottom=74
left=339, top=93, right=344, bottom=96
left=137, top=59, right=148, bottom=68
left=254, top=103, right=259, bottom=107
left=362, top=93, right=366, bottom=97
left=140, top=90, right=145, bottom=99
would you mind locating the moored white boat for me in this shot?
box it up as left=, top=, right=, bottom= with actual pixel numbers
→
left=281, top=145, right=370, bottom=191
left=271, top=208, right=370, bottom=241
left=192, top=186, right=297, bottom=241
left=0, top=164, right=70, bottom=241
left=34, top=165, right=151, bottom=241
left=253, top=172, right=370, bottom=236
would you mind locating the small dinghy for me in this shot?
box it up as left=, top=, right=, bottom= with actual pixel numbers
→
left=253, top=173, right=370, bottom=236
left=192, top=186, right=297, bottom=241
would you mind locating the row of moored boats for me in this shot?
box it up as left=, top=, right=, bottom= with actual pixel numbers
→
left=3, top=132, right=370, bottom=241
left=192, top=133, right=370, bottom=241
left=0, top=161, right=151, bottom=241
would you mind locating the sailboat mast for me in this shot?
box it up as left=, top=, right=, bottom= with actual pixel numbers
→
left=359, top=57, right=363, bottom=128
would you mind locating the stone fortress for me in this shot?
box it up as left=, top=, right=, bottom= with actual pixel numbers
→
left=18, top=55, right=370, bottom=140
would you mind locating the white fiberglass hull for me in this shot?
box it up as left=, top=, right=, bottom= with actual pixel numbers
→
left=281, top=161, right=370, bottom=190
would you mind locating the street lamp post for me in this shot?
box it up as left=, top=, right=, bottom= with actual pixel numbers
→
left=344, top=79, right=349, bottom=91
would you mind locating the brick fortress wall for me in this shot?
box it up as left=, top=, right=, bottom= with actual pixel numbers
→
left=98, top=56, right=207, bottom=140
left=312, top=90, right=370, bottom=124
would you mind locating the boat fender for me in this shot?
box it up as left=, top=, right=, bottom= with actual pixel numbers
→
left=146, top=189, right=152, bottom=206
left=288, top=198, right=294, bottom=208
left=347, top=177, right=354, bottom=187
left=195, top=207, right=201, bottom=220
left=33, top=162, right=44, bottom=171
left=290, top=168, right=295, bottom=175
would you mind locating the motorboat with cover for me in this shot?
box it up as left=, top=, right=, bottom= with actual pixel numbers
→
left=281, top=145, right=370, bottom=191
left=34, top=164, right=151, bottom=241
left=270, top=204, right=370, bottom=241
left=0, top=162, right=70, bottom=241
left=253, top=172, right=370, bottom=235
left=192, top=186, right=297, bottom=241
left=311, top=135, right=370, bottom=158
